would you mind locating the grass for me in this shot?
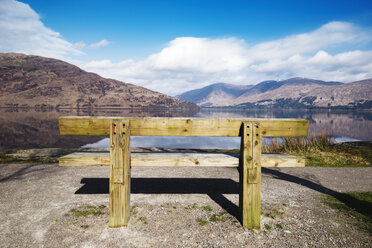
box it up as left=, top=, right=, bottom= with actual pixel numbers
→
left=321, top=191, right=372, bottom=235
left=130, top=205, right=138, bottom=215
left=263, top=131, right=372, bottom=167
left=276, top=223, right=283, bottom=229
left=209, top=211, right=227, bottom=223
left=264, top=224, right=272, bottom=230
left=263, top=207, right=285, bottom=220
left=138, top=216, right=148, bottom=224
left=195, top=210, right=228, bottom=226
left=209, top=214, right=220, bottom=222
left=202, top=205, right=213, bottom=212
left=185, top=203, right=198, bottom=210
left=196, top=218, right=208, bottom=226
left=70, top=206, right=104, bottom=217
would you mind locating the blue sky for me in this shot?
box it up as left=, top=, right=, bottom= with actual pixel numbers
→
left=1, top=0, right=372, bottom=95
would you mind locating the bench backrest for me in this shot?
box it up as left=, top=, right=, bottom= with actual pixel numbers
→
left=59, top=116, right=309, bottom=137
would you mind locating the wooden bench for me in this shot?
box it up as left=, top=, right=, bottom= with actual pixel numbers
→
left=59, top=116, right=309, bottom=229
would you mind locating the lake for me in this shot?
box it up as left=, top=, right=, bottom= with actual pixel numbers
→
left=0, top=107, right=371, bottom=151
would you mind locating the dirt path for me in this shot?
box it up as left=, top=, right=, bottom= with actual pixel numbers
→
left=0, top=163, right=371, bottom=247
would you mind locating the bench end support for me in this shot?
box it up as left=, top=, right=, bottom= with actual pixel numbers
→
left=109, top=119, right=131, bottom=227
left=239, top=122, right=261, bottom=229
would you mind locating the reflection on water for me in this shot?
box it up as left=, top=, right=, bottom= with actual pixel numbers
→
left=0, top=107, right=371, bottom=150
left=0, top=107, right=197, bottom=150
left=195, top=108, right=372, bottom=141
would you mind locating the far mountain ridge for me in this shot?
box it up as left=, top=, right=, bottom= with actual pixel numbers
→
left=176, top=83, right=254, bottom=106
left=177, top=78, right=372, bottom=108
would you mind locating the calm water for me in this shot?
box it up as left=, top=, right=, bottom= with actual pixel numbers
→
left=0, top=107, right=371, bottom=150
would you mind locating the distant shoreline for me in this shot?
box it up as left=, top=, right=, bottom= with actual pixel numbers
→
left=199, top=105, right=372, bottom=110
left=1, top=105, right=371, bottom=113
left=0, top=105, right=200, bottom=112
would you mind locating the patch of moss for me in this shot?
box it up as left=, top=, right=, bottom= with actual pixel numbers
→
left=218, top=210, right=227, bottom=215
left=209, top=211, right=227, bottom=222
left=264, top=208, right=284, bottom=220
left=196, top=218, right=208, bottom=226
left=70, top=206, right=104, bottom=217
left=209, top=214, right=220, bottom=222
left=264, top=224, right=272, bottom=230
left=202, top=205, right=213, bottom=212
left=185, top=203, right=198, bottom=210
left=130, top=205, right=138, bottom=215
left=138, top=216, right=148, bottom=224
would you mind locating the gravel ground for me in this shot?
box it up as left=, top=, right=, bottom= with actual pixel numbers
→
left=0, top=163, right=371, bottom=247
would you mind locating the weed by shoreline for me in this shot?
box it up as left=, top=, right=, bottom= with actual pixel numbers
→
left=263, top=132, right=372, bottom=167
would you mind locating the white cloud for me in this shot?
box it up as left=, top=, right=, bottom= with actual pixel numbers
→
left=82, top=21, right=372, bottom=95
left=73, top=39, right=110, bottom=50
left=0, top=0, right=82, bottom=59
left=0, top=0, right=109, bottom=59
left=247, top=22, right=371, bottom=62
left=147, top=37, right=248, bottom=73
left=87, top=39, right=109, bottom=49
left=73, top=41, right=86, bottom=50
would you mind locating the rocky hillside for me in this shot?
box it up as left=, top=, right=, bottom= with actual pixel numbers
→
left=178, top=78, right=372, bottom=108
left=0, top=53, right=198, bottom=110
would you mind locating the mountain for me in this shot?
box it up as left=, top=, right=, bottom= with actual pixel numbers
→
left=177, top=77, right=372, bottom=108
left=176, top=83, right=254, bottom=107
left=243, top=78, right=341, bottom=95
left=235, top=78, right=370, bottom=108
left=0, top=53, right=198, bottom=111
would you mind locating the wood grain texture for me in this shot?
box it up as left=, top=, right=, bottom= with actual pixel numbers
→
left=109, top=120, right=131, bottom=227
left=239, top=122, right=261, bottom=229
left=59, top=116, right=309, bottom=137
left=59, top=152, right=305, bottom=167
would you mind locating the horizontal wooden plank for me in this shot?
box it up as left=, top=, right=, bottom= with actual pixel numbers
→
left=59, top=117, right=309, bottom=137
left=59, top=152, right=305, bottom=168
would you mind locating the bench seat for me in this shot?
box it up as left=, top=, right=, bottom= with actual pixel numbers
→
left=59, top=151, right=304, bottom=168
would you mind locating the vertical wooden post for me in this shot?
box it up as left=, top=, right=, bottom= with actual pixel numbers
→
left=109, top=119, right=131, bottom=227
left=239, top=122, right=261, bottom=229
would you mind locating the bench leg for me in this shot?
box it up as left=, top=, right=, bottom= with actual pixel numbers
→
left=239, top=122, right=261, bottom=229
left=109, top=120, right=131, bottom=227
